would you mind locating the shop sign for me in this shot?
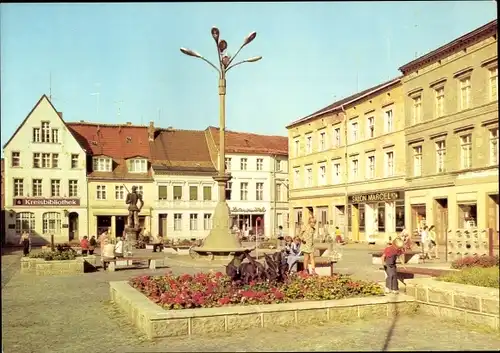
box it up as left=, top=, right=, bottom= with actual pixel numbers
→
left=231, top=207, right=266, bottom=213
left=13, top=198, right=80, bottom=207
left=348, top=191, right=403, bottom=204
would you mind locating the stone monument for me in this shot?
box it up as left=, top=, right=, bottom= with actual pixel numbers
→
left=124, top=185, right=144, bottom=247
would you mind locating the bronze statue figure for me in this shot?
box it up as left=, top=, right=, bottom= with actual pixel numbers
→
left=125, top=185, right=144, bottom=230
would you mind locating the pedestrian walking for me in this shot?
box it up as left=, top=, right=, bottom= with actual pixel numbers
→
left=381, top=238, right=405, bottom=294
left=19, top=231, right=31, bottom=256
left=89, top=236, right=97, bottom=255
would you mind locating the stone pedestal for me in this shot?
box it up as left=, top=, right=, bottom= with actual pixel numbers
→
left=124, top=226, right=139, bottom=252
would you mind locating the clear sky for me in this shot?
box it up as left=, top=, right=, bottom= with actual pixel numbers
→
left=0, top=2, right=497, bottom=149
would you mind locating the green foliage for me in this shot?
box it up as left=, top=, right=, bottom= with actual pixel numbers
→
left=29, top=249, right=77, bottom=261
left=438, top=267, right=500, bottom=288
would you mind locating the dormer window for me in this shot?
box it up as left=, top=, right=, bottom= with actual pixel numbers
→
left=129, top=158, right=147, bottom=173
left=93, top=157, right=112, bottom=172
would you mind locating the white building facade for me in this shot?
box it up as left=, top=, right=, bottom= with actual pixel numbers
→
left=3, top=96, right=88, bottom=245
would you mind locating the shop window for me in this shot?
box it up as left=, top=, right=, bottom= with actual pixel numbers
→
left=43, top=212, right=61, bottom=234
left=378, top=203, right=385, bottom=232
left=15, top=212, right=35, bottom=234
left=458, top=203, right=477, bottom=229
left=358, top=204, right=365, bottom=231
left=395, top=201, right=405, bottom=232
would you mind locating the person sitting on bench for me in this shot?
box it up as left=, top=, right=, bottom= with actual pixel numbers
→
left=114, top=237, right=124, bottom=258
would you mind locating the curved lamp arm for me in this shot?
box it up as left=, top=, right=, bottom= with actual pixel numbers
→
left=180, top=47, right=221, bottom=75
left=226, top=56, right=263, bottom=73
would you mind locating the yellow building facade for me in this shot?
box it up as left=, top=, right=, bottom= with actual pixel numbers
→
left=399, top=20, right=498, bottom=245
left=287, top=77, right=406, bottom=243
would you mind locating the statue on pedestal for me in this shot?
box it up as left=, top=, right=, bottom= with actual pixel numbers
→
left=125, top=185, right=144, bottom=231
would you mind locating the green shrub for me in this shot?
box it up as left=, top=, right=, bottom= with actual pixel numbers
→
left=438, top=267, right=499, bottom=288
left=29, top=250, right=77, bottom=261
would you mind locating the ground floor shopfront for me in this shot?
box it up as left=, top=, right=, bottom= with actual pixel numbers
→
left=405, top=180, right=499, bottom=247
left=3, top=198, right=87, bottom=245
left=89, top=208, right=152, bottom=239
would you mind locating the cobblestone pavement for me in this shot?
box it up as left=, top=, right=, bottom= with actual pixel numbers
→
left=3, top=249, right=499, bottom=353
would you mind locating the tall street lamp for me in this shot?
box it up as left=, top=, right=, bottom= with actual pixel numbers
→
left=180, top=27, right=262, bottom=260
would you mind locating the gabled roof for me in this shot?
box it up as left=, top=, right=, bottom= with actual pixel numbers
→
left=399, top=19, right=497, bottom=75
left=3, top=95, right=86, bottom=152
left=286, top=76, right=401, bottom=129
left=206, top=126, right=288, bottom=156
left=150, top=128, right=216, bottom=174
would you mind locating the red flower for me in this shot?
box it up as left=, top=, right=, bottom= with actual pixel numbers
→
left=218, top=297, right=231, bottom=305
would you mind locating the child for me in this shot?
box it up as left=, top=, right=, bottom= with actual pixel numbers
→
left=334, top=226, right=343, bottom=244
left=380, top=238, right=404, bottom=294
left=89, top=236, right=97, bottom=255
left=80, top=236, right=89, bottom=256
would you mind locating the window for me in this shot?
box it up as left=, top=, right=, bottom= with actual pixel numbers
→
left=367, top=117, right=375, bottom=138
left=256, top=182, right=264, bottom=200
left=93, top=157, right=112, bottom=172
left=351, top=122, right=358, bottom=142
left=332, top=162, right=341, bottom=183
left=51, top=129, right=59, bottom=143
left=460, top=134, right=472, bottom=169
left=435, top=87, right=445, bottom=117
left=367, top=156, right=375, bottom=179
left=240, top=182, right=248, bottom=201
left=351, top=159, right=359, bottom=179
left=69, top=180, right=78, bottom=197
left=71, top=154, right=79, bottom=169
left=189, top=185, right=198, bottom=201
left=293, top=168, right=300, bottom=188
left=189, top=214, right=198, bottom=230
left=294, top=140, right=299, bottom=156
left=32, top=179, right=42, bottom=197
left=158, top=185, right=168, bottom=200
left=51, top=153, right=59, bottom=168
left=412, top=95, right=422, bottom=124
left=385, top=109, right=394, bottom=133
left=275, top=160, right=282, bottom=171
left=203, top=214, right=212, bottom=230
left=413, top=146, right=422, bottom=177
left=96, top=185, right=107, bottom=200
left=319, top=131, right=326, bottom=151
left=11, top=152, right=20, bottom=167
left=33, top=128, right=40, bottom=143
left=203, top=186, right=212, bottom=201
left=306, top=135, right=312, bottom=154
left=256, top=158, right=263, bottom=171
left=385, top=152, right=394, bottom=177
left=333, top=127, right=341, bottom=147
left=275, top=183, right=282, bottom=202
left=115, top=185, right=125, bottom=200
left=174, top=214, right=182, bottom=231
left=13, top=178, right=24, bottom=197
left=41, top=122, right=50, bottom=142
left=306, top=167, right=313, bottom=187
left=459, top=77, right=471, bottom=110
left=490, top=128, right=498, bottom=166
left=129, top=159, right=147, bottom=173
left=173, top=186, right=182, bottom=200
left=33, top=153, right=41, bottom=168
left=225, top=182, right=232, bottom=200
left=436, top=140, right=446, bottom=173
left=136, top=185, right=144, bottom=196
left=15, top=212, right=35, bottom=234
left=42, top=212, right=61, bottom=234
left=490, top=67, right=498, bottom=101
left=225, top=157, right=232, bottom=170
left=50, top=180, right=60, bottom=197
left=240, top=158, right=247, bottom=170
left=42, top=153, right=51, bottom=168
left=319, top=165, right=326, bottom=185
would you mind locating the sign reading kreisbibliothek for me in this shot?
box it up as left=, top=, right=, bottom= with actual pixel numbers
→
left=13, top=198, right=80, bottom=207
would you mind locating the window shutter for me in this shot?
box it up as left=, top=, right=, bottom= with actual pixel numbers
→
left=158, top=186, right=167, bottom=200
left=203, top=186, right=211, bottom=201
left=189, top=186, right=198, bottom=200
left=173, top=186, right=182, bottom=199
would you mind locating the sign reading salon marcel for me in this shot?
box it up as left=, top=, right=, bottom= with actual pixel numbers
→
left=13, top=198, right=80, bottom=207
left=348, top=191, right=403, bottom=204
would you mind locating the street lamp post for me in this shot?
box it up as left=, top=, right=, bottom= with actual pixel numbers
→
left=180, top=27, right=262, bottom=258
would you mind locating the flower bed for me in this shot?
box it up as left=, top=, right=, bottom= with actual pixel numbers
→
left=451, top=255, right=499, bottom=269
left=438, top=267, right=499, bottom=289
left=29, top=249, right=77, bottom=261
left=129, top=271, right=384, bottom=310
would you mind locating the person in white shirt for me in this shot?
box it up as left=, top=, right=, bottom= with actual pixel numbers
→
left=420, top=226, right=429, bottom=259
left=114, top=237, right=124, bottom=258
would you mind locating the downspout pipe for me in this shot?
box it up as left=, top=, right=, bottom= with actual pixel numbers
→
left=342, top=105, right=349, bottom=243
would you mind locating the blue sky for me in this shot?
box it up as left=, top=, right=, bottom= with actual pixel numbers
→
left=0, top=2, right=497, bottom=149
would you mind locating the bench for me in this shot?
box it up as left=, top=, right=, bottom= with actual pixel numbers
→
left=102, top=257, right=158, bottom=272
left=370, top=250, right=421, bottom=265
left=379, top=266, right=454, bottom=286
left=297, top=256, right=337, bottom=276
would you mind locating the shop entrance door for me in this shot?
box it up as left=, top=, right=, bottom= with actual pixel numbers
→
left=434, top=198, right=448, bottom=246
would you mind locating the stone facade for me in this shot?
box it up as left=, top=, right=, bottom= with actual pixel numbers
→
left=109, top=281, right=417, bottom=339
left=20, top=257, right=85, bottom=276
left=404, top=278, right=499, bottom=331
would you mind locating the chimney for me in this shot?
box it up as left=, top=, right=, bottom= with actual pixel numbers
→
left=57, top=112, right=63, bottom=119
left=126, top=122, right=132, bottom=125
left=148, top=121, right=155, bottom=142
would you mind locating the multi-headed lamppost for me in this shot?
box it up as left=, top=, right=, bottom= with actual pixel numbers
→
left=180, top=27, right=262, bottom=256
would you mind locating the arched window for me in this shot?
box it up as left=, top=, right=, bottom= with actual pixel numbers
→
left=15, top=212, right=36, bottom=234
left=42, top=212, right=61, bottom=234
